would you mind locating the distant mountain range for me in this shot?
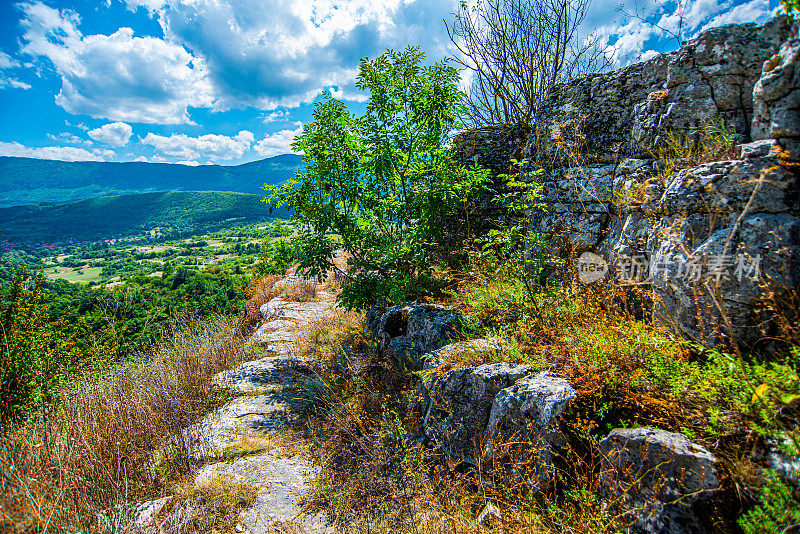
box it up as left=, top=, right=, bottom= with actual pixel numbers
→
left=0, top=191, right=286, bottom=245
left=0, top=154, right=304, bottom=208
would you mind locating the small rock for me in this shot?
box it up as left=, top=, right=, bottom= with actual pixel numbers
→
left=477, top=502, right=502, bottom=524
left=738, top=139, right=778, bottom=159
left=129, top=496, right=171, bottom=531
left=367, top=301, right=462, bottom=371
left=766, top=433, right=800, bottom=485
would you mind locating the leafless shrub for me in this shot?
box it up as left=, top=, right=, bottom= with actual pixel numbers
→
left=447, top=0, right=611, bottom=126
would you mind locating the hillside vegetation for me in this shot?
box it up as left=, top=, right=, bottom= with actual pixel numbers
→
left=0, top=191, right=288, bottom=244
left=1, top=11, right=799, bottom=534
left=0, top=154, right=303, bottom=208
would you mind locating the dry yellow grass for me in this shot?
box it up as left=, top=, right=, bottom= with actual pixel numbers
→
left=0, top=316, right=252, bottom=532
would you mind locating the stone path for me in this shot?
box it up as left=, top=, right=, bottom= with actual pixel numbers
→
left=133, top=275, right=338, bottom=533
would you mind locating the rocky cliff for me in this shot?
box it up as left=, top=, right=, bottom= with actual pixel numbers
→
left=455, top=17, right=800, bottom=350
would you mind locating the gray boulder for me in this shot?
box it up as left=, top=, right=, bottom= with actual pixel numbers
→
left=367, top=301, right=462, bottom=371
left=599, top=427, right=719, bottom=534
left=416, top=338, right=509, bottom=416
left=423, top=363, right=532, bottom=465
left=484, top=372, right=575, bottom=491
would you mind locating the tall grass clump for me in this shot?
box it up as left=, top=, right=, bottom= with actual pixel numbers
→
left=0, top=314, right=252, bottom=532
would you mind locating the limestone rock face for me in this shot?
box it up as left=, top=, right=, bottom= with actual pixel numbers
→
left=479, top=18, right=800, bottom=350
left=483, top=373, right=575, bottom=490
left=527, top=19, right=791, bottom=168
left=367, top=301, right=462, bottom=371
left=752, top=28, right=800, bottom=159
left=599, top=427, right=719, bottom=534
left=423, top=363, right=532, bottom=465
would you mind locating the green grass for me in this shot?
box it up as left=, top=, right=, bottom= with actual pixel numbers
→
left=42, top=265, right=103, bottom=284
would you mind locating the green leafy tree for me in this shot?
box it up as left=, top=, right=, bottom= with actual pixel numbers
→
left=266, top=47, right=489, bottom=308
left=0, top=270, right=81, bottom=422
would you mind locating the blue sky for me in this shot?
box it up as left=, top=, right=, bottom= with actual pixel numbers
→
left=0, top=0, right=777, bottom=166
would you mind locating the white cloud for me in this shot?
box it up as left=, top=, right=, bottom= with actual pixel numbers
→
left=0, top=141, right=113, bottom=161
left=19, top=1, right=214, bottom=123
left=0, top=52, right=19, bottom=70
left=0, top=78, right=31, bottom=90
left=702, top=0, right=773, bottom=31
left=175, top=160, right=200, bottom=166
left=253, top=125, right=303, bottom=158
left=46, top=132, right=88, bottom=145
left=126, top=0, right=456, bottom=110
left=262, top=110, right=289, bottom=124
left=141, top=130, right=255, bottom=161
left=0, top=51, right=30, bottom=90
left=88, top=121, right=133, bottom=146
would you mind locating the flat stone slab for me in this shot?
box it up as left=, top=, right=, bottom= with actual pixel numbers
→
left=213, top=355, right=310, bottom=392
left=197, top=453, right=333, bottom=533
left=249, top=329, right=309, bottom=354
left=184, top=393, right=310, bottom=460
left=259, top=298, right=336, bottom=326
left=255, top=319, right=297, bottom=334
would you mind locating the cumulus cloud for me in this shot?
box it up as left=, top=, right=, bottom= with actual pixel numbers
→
left=19, top=1, right=214, bottom=123
left=0, top=141, right=113, bottom=161
left=253, top=125, right=303, bottom=158
left=701, top=0, right=773, bottom=31
left=88, top=122, right=134, bottom=146
left=126, top=0, right=456, bottom=111
left=141, top=130, right=255, bottom=161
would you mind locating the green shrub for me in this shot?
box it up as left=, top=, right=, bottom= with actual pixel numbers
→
left=0, top=270, right=78, bottom=422
left=266, top=46, right=489, bottom=308
left=739, top=472, right=800, bottom=534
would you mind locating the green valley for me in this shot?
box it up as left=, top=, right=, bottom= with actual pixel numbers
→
left=0, top=190, right=288, bottom=245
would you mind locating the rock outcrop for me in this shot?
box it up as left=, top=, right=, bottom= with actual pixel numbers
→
left=424, top=362, right=533, bottom=465
left=484, top=372, right=575, bottom=490
left=599, top=427, right=719, bottom=534
left=455, top=17, right=800, bottom=349
left=422, top=360, right=575, bottom=493
left=367, top=301, right=462, bottom=371
left=527, top=19, right=792, bottom=167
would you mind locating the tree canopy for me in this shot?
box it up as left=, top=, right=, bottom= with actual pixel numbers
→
left=266, top=47, right=488, bottom=308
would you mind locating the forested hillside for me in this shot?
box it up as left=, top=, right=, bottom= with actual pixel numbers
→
left=0, top=154, right=303, bottom=207
left=0, top=191, right=288, bottom=244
